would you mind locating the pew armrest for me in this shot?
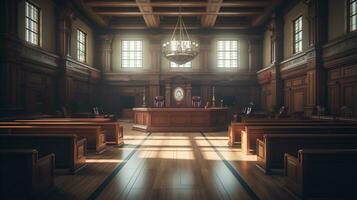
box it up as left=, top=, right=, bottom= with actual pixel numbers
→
left=284, top=153, right=301, bottom=195
left=114, top=125, right=124, bottom=145
left=256, top=139, right=265, bottom=159
left=34, top=153, right=55, bottom=193
left=284, top=153, right=299, bottom=177
left=255, top=138, right=268, bottom=173
left=77, top=138, right=87, bottom=159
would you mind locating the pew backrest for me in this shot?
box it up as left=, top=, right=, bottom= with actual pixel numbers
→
left=0, top=134, right=86, bottom=172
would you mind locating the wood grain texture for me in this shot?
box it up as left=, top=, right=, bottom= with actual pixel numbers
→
left=133, top=107, right=229, bottom=132
left=40, top=122, right=297, bottom=200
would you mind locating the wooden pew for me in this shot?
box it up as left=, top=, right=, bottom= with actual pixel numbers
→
left=228, top=120, right=356, bottom=146
left=242, top=125, right=357, bottom=154
left=0, top=149, right=55, bottom=198
left=284, top=149, right=357, bottom=199
left=0, top=134, right=86, bottom=173
left=11, top=121, right=124, bottom=145
left=256, top=134, right=357, bottom=174
left=16, top=118, right=113, bottom=122
left=0, top=125, right=106, bottom=153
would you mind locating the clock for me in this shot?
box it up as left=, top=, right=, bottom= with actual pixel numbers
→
left=173, top=87, right=184, bottom=102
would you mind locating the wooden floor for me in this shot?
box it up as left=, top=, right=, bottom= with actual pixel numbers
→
left=41, top=121, right=297, bottom=200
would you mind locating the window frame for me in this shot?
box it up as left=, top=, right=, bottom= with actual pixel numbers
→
left=348, top=0, right=357, bottom=32
left=293, top=16, right=303, bottom=54
left=216, top=40, right=240, bottom=68
left=270, top=37, right=276, bottom=64
left=121, top=40, right=143, bottom=68
left=25, top=1, right=41, bottom=46
left=76, top=29, right=87, bottom=63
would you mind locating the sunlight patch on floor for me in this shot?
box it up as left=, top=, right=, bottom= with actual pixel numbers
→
left=86, top=159, right=124, bottom=163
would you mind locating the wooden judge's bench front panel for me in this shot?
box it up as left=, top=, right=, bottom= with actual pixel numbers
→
left=133, top=108, right=229, bottom=132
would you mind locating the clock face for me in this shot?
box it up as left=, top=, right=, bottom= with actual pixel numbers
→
left=173, top=87, right=184, bottom=102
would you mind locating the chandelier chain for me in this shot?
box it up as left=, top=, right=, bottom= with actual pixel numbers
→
left=162, top=0, right=199, bottom=65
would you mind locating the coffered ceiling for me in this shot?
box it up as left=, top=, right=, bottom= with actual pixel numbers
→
left=73, top=0, right=282, bottom=30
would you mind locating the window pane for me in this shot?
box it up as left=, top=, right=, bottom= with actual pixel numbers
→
left=25, top=1, right=40, bottom=45
left=121, top=40, right=143, bottom=68
left=216, top=40, right=239, bottom=68
left=77, top=29, right=86, bottom=62
left=294, top=16, right=303, bottom=53
left=351, top=1, right=357, bottom=15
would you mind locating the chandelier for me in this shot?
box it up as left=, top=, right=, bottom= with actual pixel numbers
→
left=162, top=4, right=199, bottom=65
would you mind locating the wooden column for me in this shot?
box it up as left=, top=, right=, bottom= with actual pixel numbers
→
left=165, top=83, right=171, bottom=107
left=201, top=82, right=211, bottom=106
left=199, top=36, right=211, bottom=72
left=304, top=0, right=328, bottom=116
left=185, top=84, right=192, bottom=107
left=148, top=80, right=160, bottom=107
left=271, top=10, right=284, bottom=109
left=98, top=34, right=113, bottom=72
left=148, top=35, right=162, bottom=73
left=0, top=0, right=20, bottom=110
left=248, top=37, right=262, bottom=73
left=56, top=8, right=74, bottom=109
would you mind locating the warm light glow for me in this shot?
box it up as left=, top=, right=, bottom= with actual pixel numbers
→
left=120, top=132, right=256, bottom=162
left=162, top=15, right=199, bottom=65
left=86, top=159, right=123, bottom=163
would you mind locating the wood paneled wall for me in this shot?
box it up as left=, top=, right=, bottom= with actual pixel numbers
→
left=1, top=0, right=356, bottom=119
left=258, top=0, right=357, bottom=117
left=0, top=0, right=100, bottom=116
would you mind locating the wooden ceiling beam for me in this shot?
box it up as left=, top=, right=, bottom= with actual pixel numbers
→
left=86, top=1, right=270, bottom=8
left=110, top=24, right=250, bottom=30
left=252, top=0, right=283, bottom=26
left=73, top=0, right=108, bottom=27
left=201, top=0, right=222, bottom=28
left=136, top=0, right=160, bottom=28
left=96, top=11, right=261, bottom=17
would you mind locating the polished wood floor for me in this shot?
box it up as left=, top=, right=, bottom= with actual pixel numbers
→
left=41, top=121, right=297, bottom=200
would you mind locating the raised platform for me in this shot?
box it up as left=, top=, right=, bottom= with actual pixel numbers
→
left=132, top=107, right=229, bottom=132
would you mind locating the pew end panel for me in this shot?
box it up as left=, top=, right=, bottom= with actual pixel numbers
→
left=256, top=138, right=267, bottom=173
left=105, top=124, right=124, bottom=146
left=35, top=153, right=55, bottom=192
left=284, top=149, right=357, bottom=199
left=228, top=123, right=245, bottom=146
left=0, top=149, right=55, bottom=197
left=283, top=153, right=302, bottom=195
left=72, top=138, right=87, bottom=173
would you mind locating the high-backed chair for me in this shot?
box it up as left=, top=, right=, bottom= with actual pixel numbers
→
left=154, top=96, right=165, bottom=108
left=191, top=96, right=201, bottom=108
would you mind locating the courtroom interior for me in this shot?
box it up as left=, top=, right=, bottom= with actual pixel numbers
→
left=1, top=0, right=357, bottom=199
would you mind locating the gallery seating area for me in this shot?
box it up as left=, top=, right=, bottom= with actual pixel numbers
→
left=223, top=116, right=357, bottom=199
